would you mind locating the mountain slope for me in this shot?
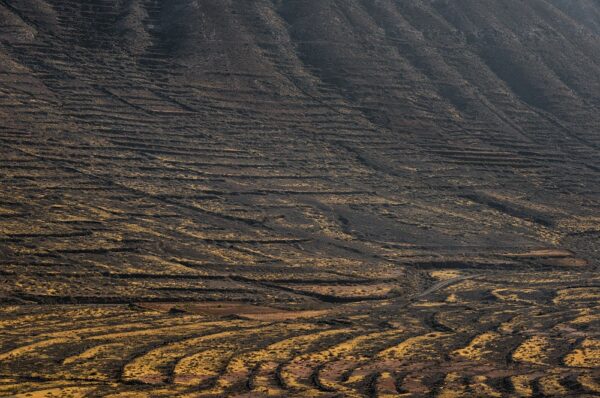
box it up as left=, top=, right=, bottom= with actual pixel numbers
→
left=0, top=1, right=599, bottom=396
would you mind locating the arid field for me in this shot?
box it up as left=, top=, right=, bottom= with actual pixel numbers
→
left=0, top=0, right=599, bottom=397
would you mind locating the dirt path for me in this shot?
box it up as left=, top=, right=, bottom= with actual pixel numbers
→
left=412, top=274, right=478, bottom=301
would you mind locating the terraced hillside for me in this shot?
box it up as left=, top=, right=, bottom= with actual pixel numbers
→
left=0, top=0, right=599, bottom=397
